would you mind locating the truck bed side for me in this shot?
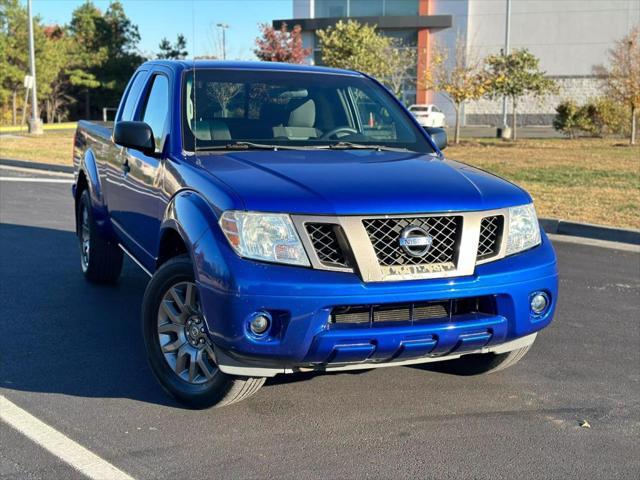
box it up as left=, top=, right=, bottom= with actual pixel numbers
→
left=72, top=120, right=117, bottom=212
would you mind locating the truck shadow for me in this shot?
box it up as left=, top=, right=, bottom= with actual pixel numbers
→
left=0, top=223, right=178, bottom=406
left=0, top=223, right=359, bottom=408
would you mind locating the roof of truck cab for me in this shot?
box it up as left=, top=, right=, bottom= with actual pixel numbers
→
left=142, top=59, right=363, bottom=77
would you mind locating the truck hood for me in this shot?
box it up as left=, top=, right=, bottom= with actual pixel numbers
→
left=197, top=150, right=531, bottom=215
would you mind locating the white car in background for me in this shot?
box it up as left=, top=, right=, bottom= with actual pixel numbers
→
left=408, top=104, right=446, bottom=128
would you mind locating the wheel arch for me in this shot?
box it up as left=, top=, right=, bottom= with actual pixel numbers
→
left=75, top=149, right=108, bottom=235
left=156, top=227, right=188, bottom=268
left=78, top=149, right=102, bottom=203
left=74, top=170, right=89, bottom=227
left=158, top=190, right=232, bottom=286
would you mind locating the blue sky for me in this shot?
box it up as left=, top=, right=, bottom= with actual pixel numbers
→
left=29, top=0, right=293, bottom=59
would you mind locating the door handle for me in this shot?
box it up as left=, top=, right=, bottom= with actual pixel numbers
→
left=122, top=158, right=130, bottom=174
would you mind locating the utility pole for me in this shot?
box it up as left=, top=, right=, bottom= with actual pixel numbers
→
left=27, top=0, right=43, bottom=135
left=217, top=23, right=229, bottom=60
left=499, top=0, right=512, bottom=139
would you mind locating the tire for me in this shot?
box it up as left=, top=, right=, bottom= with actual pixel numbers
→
left=429, top=345, right=533, bottom=376
left=77, top=189, right=123, bottom=284
left=142, top=255, right=265, bottom=408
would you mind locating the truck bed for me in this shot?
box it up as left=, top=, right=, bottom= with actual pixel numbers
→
left=77, top=120, right=113, bottom=139
left=73, top=120, right=116, bottom=178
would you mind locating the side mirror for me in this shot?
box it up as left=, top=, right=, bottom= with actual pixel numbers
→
left=425, top=127, right=447, bottom=151
left=113, top=121, right=155, bottom=155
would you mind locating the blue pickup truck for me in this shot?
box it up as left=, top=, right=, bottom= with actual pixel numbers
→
left=73, top=60, right=558, bottom=408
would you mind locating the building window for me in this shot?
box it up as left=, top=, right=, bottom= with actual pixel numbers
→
left=351, top=0, right=383, bottom=16
left=315, top=0, right=348, bottom=18
left=384, top=0, right=419, bottom=16
left=314, top=0, right=420, bottom=18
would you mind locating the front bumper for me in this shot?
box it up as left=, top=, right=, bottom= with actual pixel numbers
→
left=197, top=233, right=558, bottom=377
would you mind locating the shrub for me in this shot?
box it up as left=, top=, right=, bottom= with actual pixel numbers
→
left=553, top=100, right=587, bottom=138
left=553, top=98, right=631, bottom=138
left=584, top=97, right=631, bottom=137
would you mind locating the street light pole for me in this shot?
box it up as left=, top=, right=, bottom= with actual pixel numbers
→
left=500, top=0, right=512, bottom=137
left=216, top=23, right=229, bottom=60
left=27, top=0, right=42, bottom=134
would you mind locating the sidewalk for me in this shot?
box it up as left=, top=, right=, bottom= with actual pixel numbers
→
left=447, top=125, right=562, bottom=139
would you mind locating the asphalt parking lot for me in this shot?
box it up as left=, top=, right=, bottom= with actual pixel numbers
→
left=0, top=166, right=638, bottom=480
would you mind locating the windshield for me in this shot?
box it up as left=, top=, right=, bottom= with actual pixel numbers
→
left=182, top=69, right=434, bottom=153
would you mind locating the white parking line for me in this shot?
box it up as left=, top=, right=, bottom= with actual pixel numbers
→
left=0, top=395, right=136, bottom=480
left=0, top=177, right=73, bottom=183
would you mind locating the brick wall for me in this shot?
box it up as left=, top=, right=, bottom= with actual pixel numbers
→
left=464, top=76, right=603, bottom=126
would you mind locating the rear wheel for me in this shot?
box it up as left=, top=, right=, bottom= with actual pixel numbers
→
left=430, top=345, right=533, bottom=376
left=142, top=256, right=265, bottom=408
left=77, top=189, right=123, bottom=284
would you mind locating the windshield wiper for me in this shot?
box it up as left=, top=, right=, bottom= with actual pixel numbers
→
left=314, top=141, right=413, bottom=152
left=196, top=141, right=415, bottom=153
left=196, top=141, right=300, bottom=151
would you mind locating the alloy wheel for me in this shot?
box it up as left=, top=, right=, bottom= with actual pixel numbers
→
left=157, top=281, right=218, bottom=384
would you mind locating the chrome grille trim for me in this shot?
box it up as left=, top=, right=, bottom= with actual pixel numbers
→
left=292, top=208, right=512, bottom=282
left=363, top=216, right=462, bottom=267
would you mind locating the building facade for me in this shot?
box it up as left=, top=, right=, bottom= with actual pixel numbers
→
left=274, top=0, right=640, bottom=126
left=274, top=0, right=453, bottom=106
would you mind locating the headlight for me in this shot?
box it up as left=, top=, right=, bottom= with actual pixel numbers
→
left=505, top=203, right=541, bottom=255
left=219, top=211, right=310, bottom=266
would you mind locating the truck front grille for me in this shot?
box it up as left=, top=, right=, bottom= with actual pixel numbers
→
left=362, top=216, right=462, bottom=267
left=331, top=296, right=497, bottom=326
left=477, top=215, right=504, bottom=261
left=294, top=209, right=509, bottom=282
left=306, top=223, right=350, bottom=268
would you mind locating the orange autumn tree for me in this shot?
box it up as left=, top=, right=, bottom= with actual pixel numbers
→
left=423, top=35, right=487, bottom=144
left=254, top=22, right=311, bottom=64
left=594, top=25, right=640, bottom=145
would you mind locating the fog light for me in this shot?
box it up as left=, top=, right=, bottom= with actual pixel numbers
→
left=250, top=314, right=271, bottom=335
left=530, top=292, right=550, bottom=316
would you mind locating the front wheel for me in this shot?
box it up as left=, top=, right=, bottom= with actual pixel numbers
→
left=429, top=344, right=533, bottom=376
left=142, top=256, right=265, bottom=408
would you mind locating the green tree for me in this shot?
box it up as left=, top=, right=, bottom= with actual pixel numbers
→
left=0, top=0, right=68, bottom=124
left=317, top=20, right=392, bottom=79
left=1, top=0, right=142, bottom=124
left=0, top=0, right=29, bottom=125
left=593, top=26, right=640, bottom=144
left=158, top=34, right=188, bottom=60
left=484, top=49, right=557, bottom=141
left=68, top=1, right=107, bottom=118
left=423, top=35, right=487, bottom=144
left=68, top=1, right=142, bottom=119
left=93, top=1, right=143, bottom=117
left=39, top=26, right=77, bottom=123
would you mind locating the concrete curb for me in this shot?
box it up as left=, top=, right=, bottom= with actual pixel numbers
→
left=0, top=158, right=73, bottom=174
left=1, top=158, right=638, bottom=246
left=540, top=218, right=640, bottom=246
